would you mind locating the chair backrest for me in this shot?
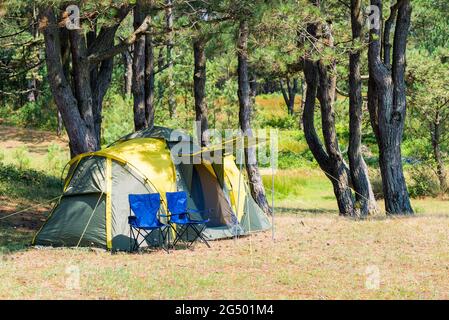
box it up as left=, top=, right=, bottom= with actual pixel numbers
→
left=129, top=193, right=161, bottom=227
left=166, top=191, right=188, bottom=215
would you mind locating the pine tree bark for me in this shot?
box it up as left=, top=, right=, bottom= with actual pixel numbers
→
left=27, top=4, right=39, bottom=103
left=348, top=0, right=379, bottom=216
left=41, top=8, right=99, bottom=156
left=299, top=79, right=306, bottom=130
left=280, top=77, right=298, bottom=116
left=145, top=31, right=155, bottom=129
left=237, top=19, right=271, bottom=216
left=132, top=4, right=147, bottom=131
left=123, top=48, right=133, bottom=97
left=165, top=0, right=176, bottom=118
left=193, top=36, right=209, bottom=147
left=249, top=71, right=257, bottom=107
left=132, top=1, right=155, bottom=131
left=368, top=0, right=413, bottom=214
left=301, top=5, right=354, bottom=216
left=431, top=111, right=448, bottom=192
left=41, top=5, right=134, bottom=156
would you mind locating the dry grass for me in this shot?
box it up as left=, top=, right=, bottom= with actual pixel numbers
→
left=255, top=94, right=303, bottom=118
left=0, top=125, right=447, bottom=300
left=0, top=125, right=68, bottom=171
left=1, top=205, right=448, bottom=300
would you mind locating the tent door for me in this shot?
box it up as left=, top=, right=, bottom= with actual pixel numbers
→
left=192, top=164, right=235, bottom=228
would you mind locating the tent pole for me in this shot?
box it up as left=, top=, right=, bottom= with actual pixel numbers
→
left=235, top=140, right=244, bottom=243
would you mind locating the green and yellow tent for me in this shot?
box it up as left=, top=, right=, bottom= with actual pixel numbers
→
left=33, top=126, right=271, bottom=250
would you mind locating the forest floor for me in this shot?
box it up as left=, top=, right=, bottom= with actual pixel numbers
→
left=0, top=125, right=448, bottom=299
left=0, top=202, right=448, bottom=299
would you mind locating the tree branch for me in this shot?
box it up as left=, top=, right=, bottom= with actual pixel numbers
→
left=0, top=22, right=38, bottom=39
left=88, top=15, right=152, bottom=64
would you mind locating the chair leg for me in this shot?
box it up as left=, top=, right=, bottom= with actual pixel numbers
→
left=130, top=227, right=171, bottom=253
left=160, top=227, right=169, bottom=253
left=129, top=227, right=133, bottom=252
left=172, top=225, right=188, bottom=247
left=130, top=227, right=139, bottom=252
left=187, top=224, right=210, bottom=248
left=136, top=229, right=150, bottom=250
left=195, top=225, right=210, bottom=248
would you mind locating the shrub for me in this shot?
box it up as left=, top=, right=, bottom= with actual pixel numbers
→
left=0, top=163, right=61, bottom=202
left=261, top=115, right=298, bottom=129
left=101, top=94, right=134, bottom=146
left=0, top=96, right=58, bottom=130
left=12, top=146, right=31, bottom=170
left=408, top=165, right=441, bottom=198
left=46, top=143, right=67, bottom=176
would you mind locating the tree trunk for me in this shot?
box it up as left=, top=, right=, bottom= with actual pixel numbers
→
left=193, top=36, right=209, bottom=147
left=165, top=0, right=176, bottom=118
left=348, top=0, right=379, bottom=216
left=237, top=19, right=271, bottom=216
left=41, top=7, right=99, bottom=156
left=145, top=29, right=155, bottom=128
left=299, top=79, right=306, bottom=130
left=27, top=4, right=39, bottom=103
left=92, top=57, right=114, bottom=143
left=317, top=62, right=355, bottom=215
left=368, top=0, right=413, bottom=214
left=27, top=79, right=37, bottom=102
left=69, top=28, right=95, bottom=135
left=249, top=71, right=257, bottom=106
left=123, top=48, right=133, bottom=97
left=301, top=6, right=354, bottom=216
left=41, top=5, right=130, bottom=156
left=132, top=3, right=148, bottom=131
left=431, top=113, right=448, bottom=193
left=132, top=1, right=155, bottom=131
left=280, top=77, right=298, bottom=116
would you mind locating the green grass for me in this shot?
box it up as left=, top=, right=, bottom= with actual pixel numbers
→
left=262, top=169, right=340, bottom=215
left=263, top=169, right=331, bottom=200
left=0, top=163, right=62, bottom=203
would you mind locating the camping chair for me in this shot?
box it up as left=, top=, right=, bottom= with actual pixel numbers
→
left=128, top=193, right=169, bottom=252
left=165, top=191, right=211, bottom=248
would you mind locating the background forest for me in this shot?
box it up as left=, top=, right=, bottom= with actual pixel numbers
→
left=0, top=0, right=447, bottom=205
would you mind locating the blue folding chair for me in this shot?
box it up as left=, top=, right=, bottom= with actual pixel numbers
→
left=128, top=193, right=169, bottom=252
left=165, top=191, right=211, bottom=248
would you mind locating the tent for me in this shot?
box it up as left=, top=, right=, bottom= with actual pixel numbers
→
left=33, top=126, right=271, bottom=250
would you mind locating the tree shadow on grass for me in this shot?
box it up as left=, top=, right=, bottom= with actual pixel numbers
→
left=274, top=206, right=338, bottom=215
left=0, top=164, right=59, bottom=254
left=0, top=208, right=50, bottom=254
left=0, top=164, right=62, bottom=203
left=0, top=224, right=34, bottom=254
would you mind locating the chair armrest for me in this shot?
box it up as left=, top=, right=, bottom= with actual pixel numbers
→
left=187, top=208, right=213, bottom=214
left=187, top=208, right=213, bottom=220
left=160, top=213, right=185, bottom=217
left=128, top=216, right=137, bottom=224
